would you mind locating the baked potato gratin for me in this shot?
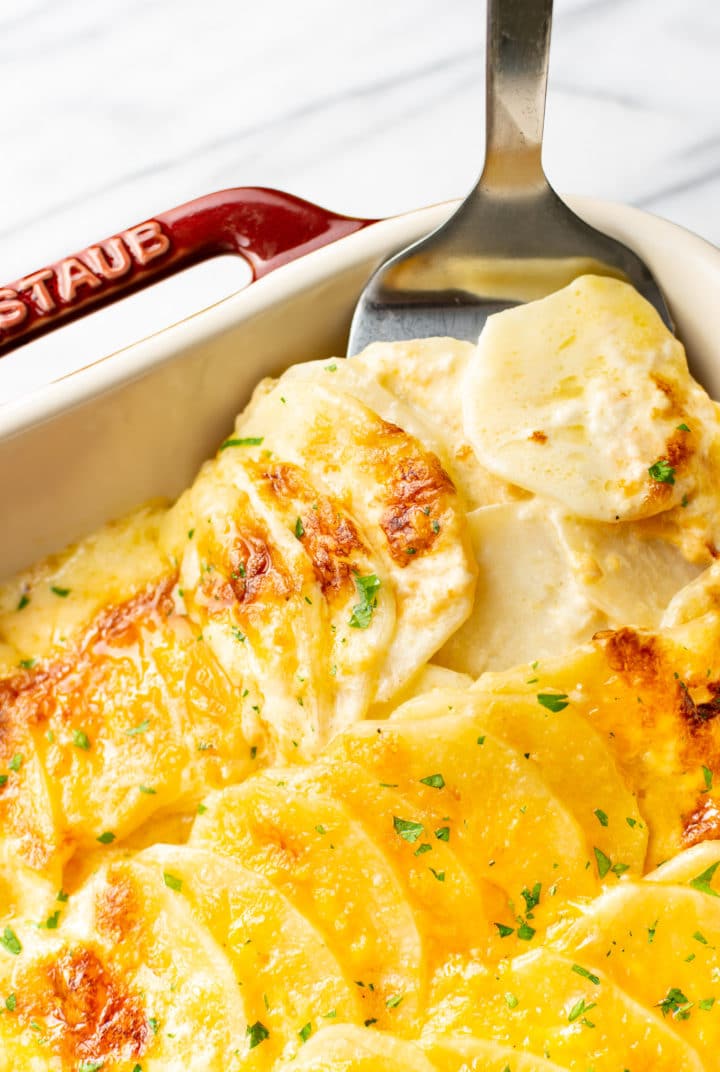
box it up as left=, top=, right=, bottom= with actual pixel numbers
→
left=4, top=275, right=720, bottom=1070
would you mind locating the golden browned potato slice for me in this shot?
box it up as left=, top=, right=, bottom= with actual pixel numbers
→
left=190, top=775, right=425, bottom=1033
left=422, top=949, right=705, bottom=1072
left=554, top=881, right=720, bottom=1065
left=421, top=1037, right=569, bottom=1072
left=275, top=1023, right=437, bottom=1071
left=0, top=857, right=247, bottom=1071
left=475, top=623, right=720, bottom=869
left=390, top=687, right=647, bottom=875
left=645, top=841, right=720, bottom=889
left=285, top=759, right=509, bottom=962
left=236, top=378, right=477, bottom=701
left=137, top=844, right=361, bottom=1066
left=326, top=717, right=598, bottom=934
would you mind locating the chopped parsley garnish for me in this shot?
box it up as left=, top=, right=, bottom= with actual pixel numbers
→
left=703, top=765, right=713, bottom=791
left=657, top=986, right=693, bottom=1020
left=220, top=437, right=264, bottom=450
left=393, top=817, right=424, bottom=843
left=79, top=1062, right=105, bottom=1072
left=694, top=931, right=708, bottom=944
left=96, top=831, right=115, bottom=845
left=420, top=773, right=445, bottom=789
left=325, top=363, right=337, bottom=372
left=386, top=993, right=404, bottom=1008
left=414, top=843, right=432, bottom=856
left=700, top=998, right=716, bottom=1011
left=16, top=593, right=30, bottom=611
left=0, top=928, right=21, bottom=956
left=8, top=754, right=22, bottom=773
left=197, top=803, right=207, bottom=815
left=231, top=627, right=246, bottom=642
left=56, top=889, right=69, bottom=903
left=521, top=883, right=542, bottom=914
left=594, top=847, right=612, bottom=879
left=294, top=517, right=305, bottom=539
left=568, top=997, right=596, bottom=1024
left=39, top=910, right=60, bottom=930
left=429, top=868, right=445, bottom=882
left=690, top=861, right=720, bottom=897
left=72, top=729, right=91, bottom=751
left=495, top=922, right=514, bottom=938
left=504, top=992, right=519, bottom=1009
left=5, top=994, right=16, bottom=1011
left=0, top=774, right=11, bottom=787
left=126, top=719, right=150, bottom=736
left=315, top=824, right=327, bottom=835
left=477, top=735, right=486, bottom=746
left=163, top=872, right=183, bottom=892
left=138, top=785, right=156, bottom=795
left=434, top=826, right=450, bottom=842
left=572, top=964, right=600, bottom=985
left=50, top=585, right=71, bottom=598
left=594, top=808, right=609, bottom=827
left=298, top=1022, right=312, bottom=1042
left=648, top=459, right=675, bottom=485
left=647, top=920, right=658, bottom=943
left=677, top=423, right=691, bottom=432
left=349, top=573, right=381, bottom=630
left=517, top=922, right=535, bottom=941
left=537, top=692, right=569, bottom=712
left=18, top=658, right=35, bottom=670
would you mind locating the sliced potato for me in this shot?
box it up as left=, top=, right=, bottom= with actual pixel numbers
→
left=391, top=687, right=647, bottom=875
left=137, top=844, right=361, bottom=1065
left=190, top=775, right=425, bottom=1032
left=326, top=716, right=597, bottom=932
left=275, top=1023, right=437, bottom=1071
left=422, top=1036, right=570, bottom=1072
left=423, top=949, right=705, bottom=1072
left=555, top=881, right=720, bottom=1063
left=0, top=857, right=247, bottom=1071
left=645, top=841, right=720, bottom=889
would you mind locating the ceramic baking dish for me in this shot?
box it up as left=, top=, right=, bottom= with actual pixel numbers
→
left=1, top=189, right=719, bottom=581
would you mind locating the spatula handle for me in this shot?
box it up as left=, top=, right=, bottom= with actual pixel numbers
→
left=482, top=0, right=554, bottom=189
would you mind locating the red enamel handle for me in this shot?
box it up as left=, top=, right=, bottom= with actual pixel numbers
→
left=0, top=187, right=375, bottom=356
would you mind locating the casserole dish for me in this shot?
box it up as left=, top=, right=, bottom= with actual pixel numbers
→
left=1, top=188, right=718, bottom=585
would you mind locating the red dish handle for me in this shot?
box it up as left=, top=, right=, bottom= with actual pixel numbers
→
left=0, top=187, right=375, bottom=356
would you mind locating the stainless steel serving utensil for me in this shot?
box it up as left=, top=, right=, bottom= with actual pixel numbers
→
left=348, top=0, right=672, bottom=355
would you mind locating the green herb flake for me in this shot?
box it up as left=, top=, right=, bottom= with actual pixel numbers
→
left=594, top=808, right=609, bottom=827
left=648, top=459, right=675, bottom=485
left=294, top=517, right=305, bottom=539
left=18, top=658, right=35, bottom=670
left=594, top=846, right=612, bottom=879
left=299, top=1022, right=312, bottom=1042
left=56, top=889, right=69, bottom=903
left=163, top=872, right=183, bottom=892
left=694, top=931, right=708, bottom=944
left=325, top=363, right=337, bottom=372
left=139, top=785, right=157, bottom=795
left=0, top=776, right=10, bottom=789
left=703, top=765, right=714, bottom=791
left=537, top=692, right=569, bottom=712
left=677, top=423, right=691, bottom=432
left=504, top=992, right=519, bottom=1009
left=700, top=998, right=716, bottom=1011
left=521, top=882, right=542, bottom=914
left=315, top=824, right=327, bottom=836
left=50, top=585, right=71, bottom=598
left=197, top=803, right=207, bottom=816
left=657, top=986, right=693, bottom=1020
left=0, top=927, right=21, bottom=956
left=5, top=994, right=16, bottom=1011
left=149, top=1017, right=159, bottom=1034
left=79, top=1062, right=105, bottom=1072
left=434, top=826, right=450, bottom=842
left=414, top=843, right=432, bottom=856
left=231, top=627, right=246, bottom=643
left=420, top=773, right=445, bottom=789
left=96, top=831, right=115, bottom=845
left=429, top=868, right=445, bottom=883
left=126, top=719, right=150, bottom=737
left=568, top=997, right=596, bottom=1024
left=349, top=573, right=381, bottom=630
left=386, top=993, right=404, bottom=1009
left=690, top=861, right=720, bottom=897
left=393, top=817, right=424, bottom=844
left=517, top=922, right=536, bottom=941
left=40, top=910, right=60, bottom=930
left=495, top=922, right=515, bottom=938
left=72, top=729, right=91, bottom=751
left=572, top=964, right=601, bottom=986
left=16, top=594, right=30, bottom=611
left=8, top=754, right=22, bottom=773
left=220, top=437, right=264, bottom=450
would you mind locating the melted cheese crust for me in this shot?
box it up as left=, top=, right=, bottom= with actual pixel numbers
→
left=3, top=277, right=720, bottom=1069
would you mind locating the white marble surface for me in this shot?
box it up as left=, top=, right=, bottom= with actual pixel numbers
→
left=0, top=0, right=718, bottom=401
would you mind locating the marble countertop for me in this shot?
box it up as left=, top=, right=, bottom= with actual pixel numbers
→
left=0, top=0, right=718, bottom=400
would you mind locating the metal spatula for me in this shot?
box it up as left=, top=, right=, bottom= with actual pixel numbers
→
left=347, top=0, right=671, bottom=356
